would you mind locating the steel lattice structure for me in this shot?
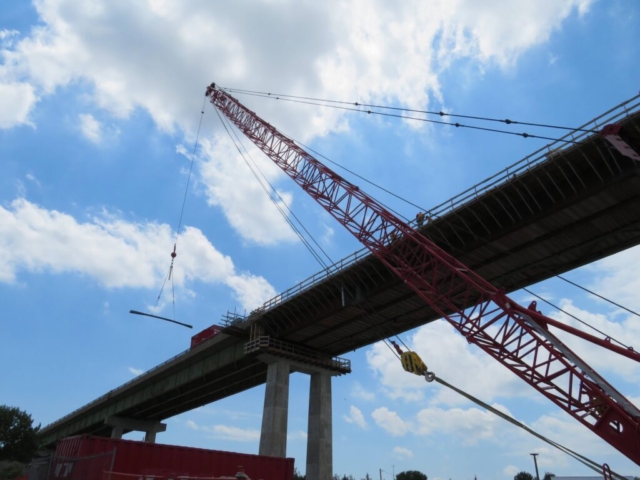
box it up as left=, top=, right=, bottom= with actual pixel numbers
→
left=206, top=83, right=640, bottom=465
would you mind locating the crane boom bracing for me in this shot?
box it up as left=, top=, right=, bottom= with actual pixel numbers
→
left=206, top=83, right=640, bottom=465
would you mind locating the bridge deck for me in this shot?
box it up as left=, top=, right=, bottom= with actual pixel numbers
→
left=40, top=95, right=640, bottom=446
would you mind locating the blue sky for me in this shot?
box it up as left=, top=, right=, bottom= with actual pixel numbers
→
left=1, top=1, right=640, bottom=479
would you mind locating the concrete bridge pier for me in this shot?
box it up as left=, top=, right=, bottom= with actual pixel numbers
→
left=257, top=351, right=345, bottom=480
left=105, top=416, right=166, bottom=443
left=306, top=371, right=333, bottom=480
left=258, top=359, right=291, bottom=457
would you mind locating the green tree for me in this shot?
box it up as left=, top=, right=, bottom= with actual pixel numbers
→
left=543, top=472, right=555, bottom=480
left=0, top=406, right=40, bottom=463
left=514, top=472, right=534, bottom=480
left=361, top=475, right=373, bottom=480
left=293, top=467, right=305, bottom=480
left=0, top=461, right=26, bottom=480
left=397, top=471, right=427, bottom=480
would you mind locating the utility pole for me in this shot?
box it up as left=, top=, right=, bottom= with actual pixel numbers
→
left=530, top=453, right=540, bottom=480
left=380, top=469, right=383, bottom=480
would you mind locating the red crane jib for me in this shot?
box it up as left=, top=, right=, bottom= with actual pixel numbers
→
left=206, top=83, right=640, bottom=465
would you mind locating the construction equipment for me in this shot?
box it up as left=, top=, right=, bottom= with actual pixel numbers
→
left=206, top=83, right=640, bottom=465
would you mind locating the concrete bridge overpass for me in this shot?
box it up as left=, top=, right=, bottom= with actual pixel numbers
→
left=40, top=96, right=640, bottom=476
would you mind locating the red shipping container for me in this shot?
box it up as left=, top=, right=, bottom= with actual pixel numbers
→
left=190, top=326, right=222, bottom=349
left=55, top=435, right=294, bottom=480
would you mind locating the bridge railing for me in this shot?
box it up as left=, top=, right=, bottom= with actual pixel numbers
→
left=41, top=347, right=195, bottom=433
left=245, top=336, right=351, bottom=373
left=258, top=94, right=640, bottom=314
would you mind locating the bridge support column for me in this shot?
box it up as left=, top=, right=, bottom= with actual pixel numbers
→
left=306, top=371, right=332, bottom=480
left=259, top=359, right=290, bottom=457
left=105, top=416, right=166, bottom=443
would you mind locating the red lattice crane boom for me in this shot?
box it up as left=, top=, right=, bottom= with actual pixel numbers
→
left=206, top=83, right=640, bottom=465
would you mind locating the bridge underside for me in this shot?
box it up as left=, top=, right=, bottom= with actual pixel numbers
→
left=40, top=103, right=640, bottom=447
left=258, top=109, right=640, bottom=356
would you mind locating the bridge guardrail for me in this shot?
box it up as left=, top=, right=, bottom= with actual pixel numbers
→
left=258, top=94, right=640, bottom=314
left=245, top=336, right=351, bottom=373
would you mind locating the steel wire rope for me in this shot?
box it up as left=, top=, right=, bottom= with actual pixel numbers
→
left=215, top=110, right=328, bottom=268
left=153, top=96, right=207, bottom=317
left=213, top=108, right=331, bottom=269
left=523, top=288, right=637, bottom=351
left=220, top=110, right=335, bottom=267
left=434, top=375, right=628, bottom=480
left=380, top=337, right=626, bottom=479
left=291, top=137, right=423, bottom=216
left=222, top=86, right=599, bottom=134
left=556, top=274, right=640, bottom=319
left=220, top=87, right=579, bottom=144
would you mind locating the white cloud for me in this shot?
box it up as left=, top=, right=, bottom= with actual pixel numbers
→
left=127, top=366, right=144, bottom=376
left=184, top=420, right=260, bottom=442
left=351, top=382, right=375, bottom=401
left=503, top=465, right=520, bottom=478
left=0, top=30, right=19, bottom=40
left=546, top=300, right=640, bottom=383
left=209, top=424, right=260, bottom=442
left=0, top=83, right=36, bottom=128
left=371, top=407, right=409, bottom=437
left=287, top=430, right=308, bottom=441
left=586, top=245, right=640, bottom=313
left=25, top=173, right=41, bottom=186
left=0, top=0, right=591, bottom=242
left=196, top=136, right=297, bottom=246
left=0, top=30, right=19, bottom=49
left=413, top=405, right=511, bottom=445
left=392, top=446, right=414, bottom=460
left=186, top=419, right=199, bottom=430
left=79, top=113, right=102, bottom=143
left=367, top=321, right=533, bottom=405
left=0, top=197, right=275, bottom=310
left=343, top=405, right=368, bottom=429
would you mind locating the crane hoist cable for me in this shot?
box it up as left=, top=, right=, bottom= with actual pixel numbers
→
left=150, top=96, right=207, bottom=322
left=221, top=86, right=599, bottom=134
left=385, top=339, right=629, bottom=480
left=219, top=87, right=580, bottom=144
left=213, top=107, right=333, bottom=269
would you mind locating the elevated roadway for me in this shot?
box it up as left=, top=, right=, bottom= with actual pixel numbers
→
left=40, top=95, right=640, bottom=447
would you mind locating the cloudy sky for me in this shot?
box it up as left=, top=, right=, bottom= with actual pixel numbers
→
left=2, top=0, right=640, bottom=478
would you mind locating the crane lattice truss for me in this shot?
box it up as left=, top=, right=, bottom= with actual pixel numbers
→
left=206, top=83, right=640, bottom=465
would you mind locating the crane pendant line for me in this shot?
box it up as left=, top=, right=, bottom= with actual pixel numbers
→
left=206, top=83, right=640, bottom=464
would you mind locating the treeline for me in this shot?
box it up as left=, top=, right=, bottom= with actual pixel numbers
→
left=294, top=469, right=427, bottom=480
